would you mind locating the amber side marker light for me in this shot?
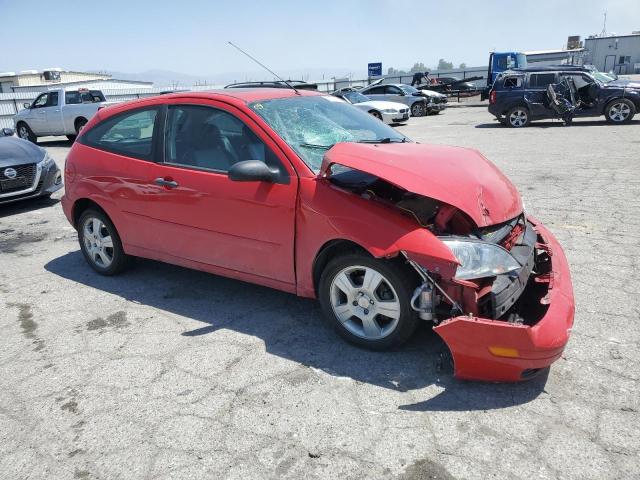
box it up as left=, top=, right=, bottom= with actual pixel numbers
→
left=488, top=346, right=520, bottom=358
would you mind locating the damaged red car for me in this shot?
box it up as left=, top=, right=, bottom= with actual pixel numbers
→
left=61, top=89, right=574, bottom=382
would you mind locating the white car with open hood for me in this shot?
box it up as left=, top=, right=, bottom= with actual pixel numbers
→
left=332, top=90, right=410, bottom=124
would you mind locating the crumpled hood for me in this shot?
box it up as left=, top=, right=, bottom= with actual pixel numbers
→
left=321, top=142, right=522, bottom=227
left=0, top=137, right=45, bottom=167
left=608, top=79, right=640, bottom=89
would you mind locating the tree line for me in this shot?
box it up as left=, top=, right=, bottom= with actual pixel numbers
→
left=387, top=60, right=467, bottom=75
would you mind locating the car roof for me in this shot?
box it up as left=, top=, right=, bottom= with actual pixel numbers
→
left=167, top=88, right=323, bottom=103
left=93, top=88, right=325, bottom=120
left=509, top=65, right=593, bottom=73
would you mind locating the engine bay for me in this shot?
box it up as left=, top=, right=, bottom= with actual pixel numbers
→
left=328, top=168, right=550, bottom=325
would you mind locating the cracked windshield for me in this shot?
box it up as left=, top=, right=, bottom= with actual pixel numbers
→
left=250, top=96, right=407, bottom=172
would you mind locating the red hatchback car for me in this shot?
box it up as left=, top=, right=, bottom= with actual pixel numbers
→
left=61, top=89, right=574, bottom=382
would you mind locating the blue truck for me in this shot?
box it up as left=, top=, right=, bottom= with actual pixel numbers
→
left=481, top=52, right=528, bottom=100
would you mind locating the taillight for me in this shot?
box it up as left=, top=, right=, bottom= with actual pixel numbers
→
left=489, top=90, right=496, bottom=104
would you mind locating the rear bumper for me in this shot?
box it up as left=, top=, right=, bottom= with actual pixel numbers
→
left=61, top=193, right=73, bottom=225
left=434, top=217, right=575, bottom=382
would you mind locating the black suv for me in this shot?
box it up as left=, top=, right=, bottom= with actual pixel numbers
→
left=488, top=66, right=640, bottom=127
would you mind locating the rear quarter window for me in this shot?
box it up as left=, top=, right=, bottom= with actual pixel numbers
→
left=81, top=107, right=159, bottom=160
left=503, top=77, right=523, bottom=88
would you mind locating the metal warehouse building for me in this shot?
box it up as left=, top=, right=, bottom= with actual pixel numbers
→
left=584, top=33, right=640, bottom=74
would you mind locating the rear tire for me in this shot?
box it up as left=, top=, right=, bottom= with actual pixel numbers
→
left=66, top=135, right=77, bottom=142
left=505, top=106, right=531, bottom=128
left=78, top=209, right=131, bottom=276
left=605, top=99, right=635, bottom=124
left=318, top=253, right=419, bottom=351
left=17, top=122, right=37, bottom=143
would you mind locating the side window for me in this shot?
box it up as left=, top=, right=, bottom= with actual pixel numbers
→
left=46, top=92, right=59, bottom=107
left=80, top=92, right=94, bottom=103
left=33, top=94, right=48, bottom=108
left=164, top=105, right=284, bottom=174
left=82, top=108, right=158, bottom=159
left=65, top=91, right=81, bottom=104
left=385, top=86, right=402, bottom=94
left=503, top=76, right=523, bottom=88
left=365, top=86, right=384, bottom=95
left=529, top=73, right=556, bottom=89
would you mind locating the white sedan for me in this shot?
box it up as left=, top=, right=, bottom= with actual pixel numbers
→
left=332, top=90, right=410, bottom=124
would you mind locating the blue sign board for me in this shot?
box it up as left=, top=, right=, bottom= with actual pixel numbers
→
left=368, top=62, right=382, bottom=77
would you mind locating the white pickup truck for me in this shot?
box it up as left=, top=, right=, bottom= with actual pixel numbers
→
left=14, top=88, right=114, bottom=142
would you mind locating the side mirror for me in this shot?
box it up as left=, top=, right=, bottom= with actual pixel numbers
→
left=1, top=128, right=15, bottom=137
left=23, top=102, right=31, bottom=109
left=228, top=160, right=279, bottom=183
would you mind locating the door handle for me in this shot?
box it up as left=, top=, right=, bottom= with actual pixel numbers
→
left=154, top=177, right=178, bottom=188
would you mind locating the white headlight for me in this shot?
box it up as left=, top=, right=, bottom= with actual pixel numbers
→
left=442, top=239, right=521, bottom=280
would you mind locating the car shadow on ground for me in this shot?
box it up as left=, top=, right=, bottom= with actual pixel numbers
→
left=476, top=119, right=640, bottom=128
left=0, top=196, right=59, bottom=218
left=36, top=138, right=74, bottom=147
left=45, top=251, right=549, bottom=411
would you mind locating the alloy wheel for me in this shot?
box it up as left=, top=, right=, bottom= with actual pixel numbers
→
left=509, top=109, right=528, bottom=127
left=329, top=265, right=401, bottom=340
left=18, top=126, right=29, bottom=139
left=411, top=103, right=425, bottom=117
left=82, top=217, right=115, bottom=268
left=608, top=102, right=630, bottom=122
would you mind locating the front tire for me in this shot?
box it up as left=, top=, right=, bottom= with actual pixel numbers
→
left=505, top=106, right=531, bottom=128
left=605, top=99, right=635, bottom=124
left=411, top=102, right=426, bottom=117
left=318, top=253, right=419, bottom=351
left=17, top=122, right=37, bottom=143
left=78, top=209, right=131, bottom=275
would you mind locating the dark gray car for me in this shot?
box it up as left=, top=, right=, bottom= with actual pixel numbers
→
left=0, top=128, right=62, bottom=205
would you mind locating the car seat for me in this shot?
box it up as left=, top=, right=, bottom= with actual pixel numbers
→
left=182, top=123, right=234, bottom=171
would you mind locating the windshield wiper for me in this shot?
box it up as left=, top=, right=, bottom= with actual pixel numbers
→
left=300, top=142, right=333, bottom=150
left=357, top=137, right=407, bottom=144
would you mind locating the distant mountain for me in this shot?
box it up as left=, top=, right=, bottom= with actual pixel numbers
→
left=101, top=67, right=365, bottom=88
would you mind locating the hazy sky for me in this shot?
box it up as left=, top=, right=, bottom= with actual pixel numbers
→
left=1, top=0, right=638, bottom=78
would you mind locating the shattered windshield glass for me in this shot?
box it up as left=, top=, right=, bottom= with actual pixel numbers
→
left=590, top=72, right=615, bottom=83
left=250, top=96, right=407, bottom=172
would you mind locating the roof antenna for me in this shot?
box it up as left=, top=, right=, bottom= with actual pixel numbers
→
left=227, top=41, right=300, bottom=95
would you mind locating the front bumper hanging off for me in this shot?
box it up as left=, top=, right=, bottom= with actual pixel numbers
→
left=434, top=217, right=575, bottom=382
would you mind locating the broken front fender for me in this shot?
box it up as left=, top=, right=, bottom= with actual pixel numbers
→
left=434, top=218, right=575, bottom=382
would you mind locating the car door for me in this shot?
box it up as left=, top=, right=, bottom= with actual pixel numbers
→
left=43, top=91, right=64, bottom=135
left=384, top=85, right=407, bottom=106
left=28, top=93, right=49, bottom=134
left=524, top=73, right=557, bottom=117
left=144, top=101, right=298, bottom=285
